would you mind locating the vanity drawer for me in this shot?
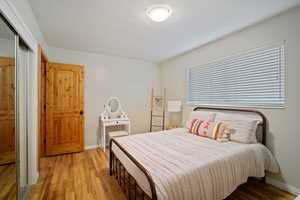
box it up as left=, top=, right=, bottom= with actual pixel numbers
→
left=104, top=120, right=129, bottom=126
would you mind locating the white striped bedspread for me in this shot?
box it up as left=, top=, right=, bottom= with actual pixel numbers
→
left=113, top=128, right=279, bottom=200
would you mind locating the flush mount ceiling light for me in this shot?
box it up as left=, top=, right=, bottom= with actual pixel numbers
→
left=146, top=5, right=172, bottom=22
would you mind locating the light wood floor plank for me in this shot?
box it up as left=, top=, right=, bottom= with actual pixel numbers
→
left=0, top=164, right=16, bottom=200
left=27, top=148, right=295, bottom=200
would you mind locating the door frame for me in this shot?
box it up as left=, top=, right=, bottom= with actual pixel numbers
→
left=37, top=45, right=48, bottom=171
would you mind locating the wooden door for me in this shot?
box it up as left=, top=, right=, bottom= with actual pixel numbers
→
left=0, top=57, right=15, bottom=165
left=45, top=62, right=84, bottom=156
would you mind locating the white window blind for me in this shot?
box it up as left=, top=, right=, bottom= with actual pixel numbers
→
left=187, top=44, right=285, bottom=108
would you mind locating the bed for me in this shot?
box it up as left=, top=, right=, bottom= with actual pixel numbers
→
left=109, top=107, right=279, bottom=200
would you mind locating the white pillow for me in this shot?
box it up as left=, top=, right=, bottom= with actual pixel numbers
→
left=185, top=111, right=216, bottom=129
left=215, top=112, right=260, bottom=144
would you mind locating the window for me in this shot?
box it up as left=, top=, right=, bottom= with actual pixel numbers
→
left=187, top=44, right=285, bottom=108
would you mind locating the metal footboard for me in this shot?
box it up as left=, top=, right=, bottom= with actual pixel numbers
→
left=109, top=139, right=157, bottom=200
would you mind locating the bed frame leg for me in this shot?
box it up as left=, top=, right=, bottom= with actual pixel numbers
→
left=261, top=176, right=266, bottom=183
left=109, top=151, right=113, bottom=176
left=128, top=175, right=131, bottom=200
left=134, top=181, right=137, bottom=200
left=114, top=157, right=117, bottom=178
left=118, top=161, right=122, bottom=185
left=123, top=167, right=126, bottom=191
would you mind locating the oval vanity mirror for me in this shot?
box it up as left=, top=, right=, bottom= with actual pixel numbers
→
left=109, top=99, right=119, bottom=113
left=106, top=97, right=121, bottom=117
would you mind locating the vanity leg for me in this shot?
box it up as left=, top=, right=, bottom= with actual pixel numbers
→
left=128, top=123, right=131, bottom=135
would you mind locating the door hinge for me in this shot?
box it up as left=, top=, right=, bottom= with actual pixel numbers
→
left=43, top=139, right=46, bottom=144
left=44, top=105, right=46, bottom=110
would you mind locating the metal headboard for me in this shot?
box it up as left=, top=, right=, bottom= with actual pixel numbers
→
left=193, top=106, right=267, bottom=145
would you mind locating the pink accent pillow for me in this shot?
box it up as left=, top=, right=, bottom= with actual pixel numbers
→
left=187, top=119, right=230, bottom=141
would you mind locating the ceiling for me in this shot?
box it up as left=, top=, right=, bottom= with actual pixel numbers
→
left=28, top=0, right=300, bottom=62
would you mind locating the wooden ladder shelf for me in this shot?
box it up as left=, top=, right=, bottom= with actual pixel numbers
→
left=150, top=88, right=166, bottom=132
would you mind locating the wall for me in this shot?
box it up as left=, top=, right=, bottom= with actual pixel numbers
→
left=48, top=47, right=161, bottom=148
left=0, top=38, right=14, bottom=57
left=160, top=6, right=300, bottom=193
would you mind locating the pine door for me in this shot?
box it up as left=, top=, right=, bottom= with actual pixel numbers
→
left=45, top=62, right=84, bottom=156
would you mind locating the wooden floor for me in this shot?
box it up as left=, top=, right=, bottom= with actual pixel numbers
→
left=28, top=149, right=295, bottom=200
left=0, top=164, right=16, bottom=200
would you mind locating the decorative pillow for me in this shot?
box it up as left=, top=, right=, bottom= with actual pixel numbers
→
left=187, top=119, right=203, bottom=134
left=187, top=119, right=230, bottom=141
left=185, top=111, right=216, bottom=129
left=215, top=113, right=260, bottom=144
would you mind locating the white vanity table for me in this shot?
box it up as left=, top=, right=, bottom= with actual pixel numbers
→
left=100, top=118, right=130, bottom=151
left=100, top=97, right=130, bottom=152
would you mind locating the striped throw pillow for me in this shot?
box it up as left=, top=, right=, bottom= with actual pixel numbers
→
left=187, top=119, right=228, bottom=140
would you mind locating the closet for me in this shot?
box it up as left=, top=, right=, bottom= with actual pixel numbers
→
left=0, top=14, right=30, bottom=200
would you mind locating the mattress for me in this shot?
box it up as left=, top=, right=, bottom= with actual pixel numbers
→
left=111, top=128, right=279, bottom=200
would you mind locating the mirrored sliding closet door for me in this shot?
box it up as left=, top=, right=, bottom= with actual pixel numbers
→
left=0, top=14, right=17, bottom=200
left=0, top=13, right=30, bottom=200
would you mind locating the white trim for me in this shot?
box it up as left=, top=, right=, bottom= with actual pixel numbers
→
left=0, top=0, right=37, bottom=51
left=266, top=177, right=300, bottom=196
left=85, top=145, right=100, bottom=150
left=27, top=50, right=39, bottom=185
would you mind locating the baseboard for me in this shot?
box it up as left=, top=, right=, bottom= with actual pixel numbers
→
left=33, top=171, right=39, bottom=184
left=266, top=177, right=300, bottom=196
left=85, top=145, right=99, bottom=150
